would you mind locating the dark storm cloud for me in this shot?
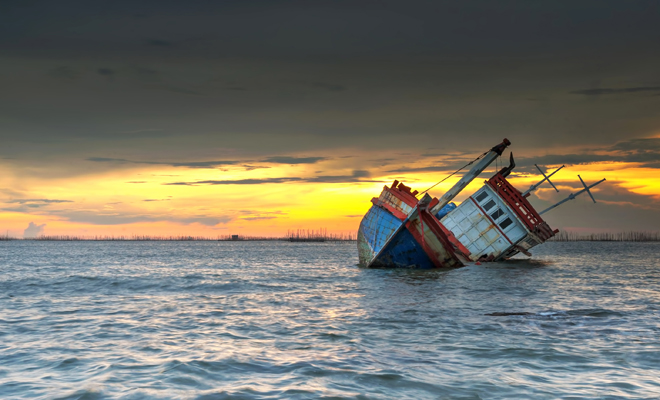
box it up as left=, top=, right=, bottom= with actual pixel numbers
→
left=260, top=156, right=327, bottom=164
left=3, top=0, right=659, bottom=61
left=2, top=0, right=660, bottom=187
left=570, top=86, right=660, bottom=96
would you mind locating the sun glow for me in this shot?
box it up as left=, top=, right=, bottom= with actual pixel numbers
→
left=1, top=151, right=659, bottom=238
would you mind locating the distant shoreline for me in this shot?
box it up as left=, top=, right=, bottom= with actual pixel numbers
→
left=548, top=231, right=660, bottom=242
left=0, top=235, right=357, bottom=242
left=2, top=231, right=658, bottom=242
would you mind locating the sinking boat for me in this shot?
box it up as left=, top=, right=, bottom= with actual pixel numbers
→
left=357, top=138, right=605, bottom=268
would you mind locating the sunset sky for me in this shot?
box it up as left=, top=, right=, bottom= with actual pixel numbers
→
left=2, top=0, right=660, bottom=238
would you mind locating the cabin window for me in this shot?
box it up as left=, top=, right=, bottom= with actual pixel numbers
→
left=476, top=192, right=488, bottom=203
left=490, top=209, right=505, bottom=220
left=483, top=200, right=496, bottom=211
left=499, top=217, right=513, bottom=229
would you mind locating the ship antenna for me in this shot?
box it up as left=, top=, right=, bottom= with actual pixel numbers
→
left=420, top=150, right=490, bottom=194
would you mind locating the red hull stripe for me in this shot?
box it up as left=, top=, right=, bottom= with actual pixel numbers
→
left=405, top=208, right=464, bottom=268
left=405, top=217, right=444, bottom=268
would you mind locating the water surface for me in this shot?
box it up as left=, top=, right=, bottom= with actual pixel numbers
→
left=1, top=241, right=659, bottom=399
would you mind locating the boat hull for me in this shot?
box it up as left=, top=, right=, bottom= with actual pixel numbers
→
left=358, top=201, right=467, bottom=269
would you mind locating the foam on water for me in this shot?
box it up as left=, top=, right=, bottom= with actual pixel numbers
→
left=1, top=241, right=660, bottom=399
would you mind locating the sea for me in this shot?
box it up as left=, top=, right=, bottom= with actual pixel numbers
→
left=1, top=241, right=659, bottom=399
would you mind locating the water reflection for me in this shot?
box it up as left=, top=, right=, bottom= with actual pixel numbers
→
left=0, top=241, right=659, bottom=399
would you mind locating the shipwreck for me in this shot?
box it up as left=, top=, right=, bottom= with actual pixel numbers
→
left=357, top=138, right=606, bottom=268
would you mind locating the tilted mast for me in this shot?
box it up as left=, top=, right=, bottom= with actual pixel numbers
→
left=429, top=138, right=511, bottom=215
left=539, top=176, right=606, bottom=215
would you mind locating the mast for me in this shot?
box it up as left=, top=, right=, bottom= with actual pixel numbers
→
left=429, top=138, right=511, bottom=215
left=539, top=176, right=606, bottom=215
left=522, top=164, right=564, bottom=197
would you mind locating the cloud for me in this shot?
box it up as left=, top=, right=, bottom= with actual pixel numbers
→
left=165, top=177, right=304, bottom=186
left=120, top=128, right=163, bottom=134
left=381, top=137, right=660, bottom=177
left=3, top=199, right=74, bottom=211
left=49, top=66, right=81, bottom=80
left=307, top=170, right=376, bottom=183
left=260, top=156, right=327, bottom=164
left=236, top=210, right=287, bottom=221
left=532, top=180, right=660, bottom=231
left=132, top=66, right=160, bottom=82
left=570, top=86, right=660, bottom=96
left=240, top=216, right=278, bottom=221
left=97, top=68, right=115, bottom=81
left=86, top=157, right=240, bottom=168
left=158, top=85, right=202, bottom=95
left=24, top=222, right=46, bottom=238
left=386, top=165, right=451, bottom=174
left=310, top=82, right=346, bottom=91
left=510, top=138, right=660, bottom=173
left=7, top=199, right=73, bottom=204
left=179, top=216, right=231, bottom=226
left=242, top=164, right=270, bottom=171
left=88, top=157, right=130, bottom=163
left=148, top=39, right=174, bottom=47
left=167, top=160, right=237, bottom=168
left=610, top=138, right=660, bottom=152
left=164, top=170, right=377, bottom=185
left=385, top=154, right=483, bottom=174
left=49, top=210, right=232, bottom=226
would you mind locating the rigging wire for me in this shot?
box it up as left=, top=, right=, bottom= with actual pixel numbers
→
left=420, top=150, right=490, bottom=194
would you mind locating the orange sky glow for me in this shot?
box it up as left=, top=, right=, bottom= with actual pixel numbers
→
left=2, top=149, right=657, bottom=238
